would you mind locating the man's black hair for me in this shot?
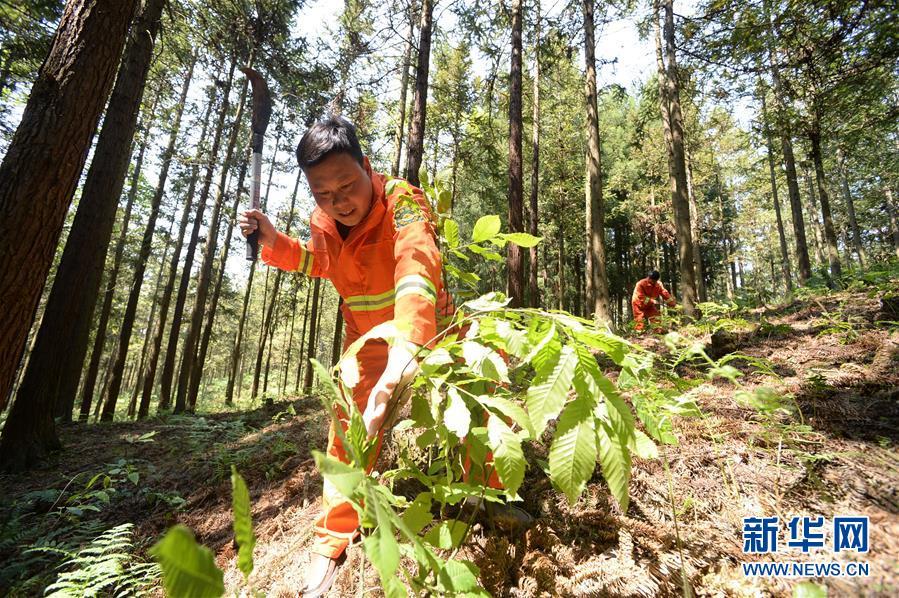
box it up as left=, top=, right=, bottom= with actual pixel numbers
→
left=648, top=270, right=660, bottom=281
left=296, top=114, right=364, bottom=169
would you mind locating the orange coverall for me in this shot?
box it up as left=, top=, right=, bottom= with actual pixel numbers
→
left=631, top=277, right=674, bottom=332
left=261, top=172, right=498, bottom=558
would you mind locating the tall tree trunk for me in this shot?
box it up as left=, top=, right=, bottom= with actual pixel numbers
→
left=404, top=0, right=434, bottom=186
left=302, top=278, right=323, bottom=392
left=161, top=62, right=234, bottom=412
left=128, top=216, right=175, bottom=417
left=226, top=266, right=256, bottom=406
left=803, top=166, right=826, bottom=268
left=583, top=0, right=612, bottom=324
left=0, top=1, right=140, bottom=463
left=761, top=89, right=794, bottom=295
left=507, top=0, right=524, bottom=308
left=807, top=116, right=842, bottom=280
left=281, top=285, right=299, bottom=395
left=660, top=0, right=697, bottom=317
left=557, top=190, right=565, bottom=311
left=528, top=3, right=541, bottom=308
left=138, top=85, right=212, bottom=418
left=392, top=0, right=417, bottom=178
left=25, top=0, right=168, bottom=427
left=101, top=55, right=227, bottom=423
left=80, top=85, right=168, bottom=421
left=189, top=157, right=250, bottom=412
left=295, top=283, right=312, bottom=394
left=764, top=0, right=811, bottom=283
left=686, top=149, right=705, bottom=302
left=180, top=59, right=251, bottom=412
left=838, top=154, right=867, bottom=269
left=331, top=299, right=345, bottom=367
left=716, top=182, right=735, bottom=300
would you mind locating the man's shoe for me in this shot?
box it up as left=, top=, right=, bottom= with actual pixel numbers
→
left=463, top=497, right=534, bottom=533
left=300, top=551, right=345, bottom=597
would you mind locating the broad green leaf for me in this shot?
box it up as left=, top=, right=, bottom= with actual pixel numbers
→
left=525, top=323, right=559, bottom=373
left=364, top=519, right=400, bottom=583
left=574, top=329, right=630, bottom=365
left=443, top=219, right=460, bottom=248
left=437, top=559, right=482, bottom=594
left=150, top=526, right=224, bottom=598
left=437, top=189, right=452, bottom=214
left=423, top=520, right=468, bottom=549
left=501, top=232, right=542, bottom=247
left=487, top=417, right=526, bottom=496
left=526, top=344, right=576, bottom=437
left=230, top=467, right=255, bottom=580
left=418, top=164, right=430, bottom=187
left=462, top=340, right=509, bottom=383
left=597, top=420, right=632, bottom=512
left=548, top=395, right=597, bottom=504
left=463, top=291, right=510, bottom=312
left=444, top=387, right=471, bottom=439
left=478, top=395, right=535, bottom=439
left=312, top=451, right=363, bottom=499
left=402, top=494, right=434, bottom=534
left=472, top=215, right=501, bottom=243
left=489, top=319, right=530, bottom=358
left=630, top=429, right=659, bottom=460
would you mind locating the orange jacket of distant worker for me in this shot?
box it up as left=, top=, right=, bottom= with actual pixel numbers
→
left=631, top=277, right=675, bottom=331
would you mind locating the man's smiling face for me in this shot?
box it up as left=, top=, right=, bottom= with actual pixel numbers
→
left=304, top=152, right=374, bottom=227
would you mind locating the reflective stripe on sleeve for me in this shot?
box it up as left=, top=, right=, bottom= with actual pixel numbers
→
left=345, top=288, right=396, bottom=312
left=395, top=274, right=437, bottom=304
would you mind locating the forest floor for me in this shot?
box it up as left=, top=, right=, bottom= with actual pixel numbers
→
left=1, top=287, right=897, bottom=597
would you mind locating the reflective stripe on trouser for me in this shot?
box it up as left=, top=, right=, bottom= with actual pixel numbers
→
left=311, top=336, right=505, bottom=558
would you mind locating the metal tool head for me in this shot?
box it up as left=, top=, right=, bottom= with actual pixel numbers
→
left=241, top=67, right=272, bottom=152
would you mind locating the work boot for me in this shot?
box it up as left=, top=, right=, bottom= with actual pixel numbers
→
left=299, top=551, right=345, bottom=597
left=463, top=497, right=534, bottom=533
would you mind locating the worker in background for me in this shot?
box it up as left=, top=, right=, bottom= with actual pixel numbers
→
left=631, top=270, right=676, bottom=333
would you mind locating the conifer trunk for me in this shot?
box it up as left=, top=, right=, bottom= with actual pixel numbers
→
left=807, top=116, right=842, bottom=280
left=528, top=4, right=541, bottom=308
left=404, top=0, right=434, bottom=186
left=392, top=0, right=417, bottom=177
left=303, top=278, right=323, bottom=392
left=507, top=0, right=524, bottom=308
left=761, top=90, right=794, bottom=294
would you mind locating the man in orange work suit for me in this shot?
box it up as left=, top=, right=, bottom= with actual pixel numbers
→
left=631, top=270, right=676, bottom=333
left=239, top=115, right=529, bottom=596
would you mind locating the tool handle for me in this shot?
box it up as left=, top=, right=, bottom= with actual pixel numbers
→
left=246, top=151, right=263, bottom=261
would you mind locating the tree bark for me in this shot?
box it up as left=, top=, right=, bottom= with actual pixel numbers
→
left=838, top=154, right=867, bottom=269
left=392, top=0, right=417, bottom=178
left=583, top=0, right=612, bottom=324
left=528, top=3, right=541, bottom=309
left=807, top=117, right=842, bottom=280
left=160, top=62, right=234, bottom=412
left=295, top=282, right=312, bottom=395
left=0, top=0, right=140, bottom=444
left=302, top=278, right=323, bottom=392
left=761, top=89, right=794, bottom=295
left=180, top=60, right=251, bottom=412
left=403, top=0, right=433, bottom=186
left=226, top=266, right=255, bottom=406
left=661, top=0, right=697, bottom=317
left=189, top=156, right=250, bottom=411
left=101, top=54, right=221, bottom=423
left=764, top=0, right=811, bottom=283
left=331, top=298, right=345, bottom=367
left=803, top=166, right=826, bottom=268
left=507, top=0, right=524, bottom=308
left=685, top=149, right=705, bottom=302
left=138, top=82, right=212, bottom=418
left=281, top=284, right=299, bottom=395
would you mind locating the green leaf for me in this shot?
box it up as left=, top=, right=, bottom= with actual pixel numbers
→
left=597, top=419, right=632, bottom=512
left=630, top=429, right=659, bottom=460
left=312, top=451, right=363, bottom=499
left=548, top=395, right=597, bottom=504
left=150, top=526, right=225, bottom=598
left=443, top=219, right=460, bottom=248
left=478, top=395, right=535, bottom=439
left=437, top=559, right=482, bottom=594
left=127, top=471, right=139, bottom=485
left=437, top=189, right=452, bottom=214
left=462, top=340, right=509, bottom=382
left=472, top=215, right=501, bottom=243
left=230, top=466, right=255, bottom=580
left=487, top=417, right=526, bottom=496
left=444, top=387, right=471, bottom=439
left=526, top=344, right=576, bottom=437
left=500, top=232, right=542, bottom=247
left=418, top=164, right=430, bottom=187
left=402, top=494, right=434, bottom=534
left=364, top=519, right=400, bottom=583
left=423, top=520, right=468, bottom=549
